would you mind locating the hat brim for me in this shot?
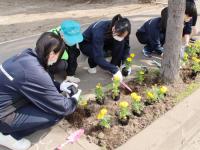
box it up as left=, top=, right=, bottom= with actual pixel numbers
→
left=63, top=32, right=83, bottom=46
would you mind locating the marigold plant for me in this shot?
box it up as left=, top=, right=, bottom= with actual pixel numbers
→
left=97, top=108, right=111, bottom=128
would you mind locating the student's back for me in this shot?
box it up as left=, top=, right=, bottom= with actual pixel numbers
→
left=137, top=17, right=165, bottom=55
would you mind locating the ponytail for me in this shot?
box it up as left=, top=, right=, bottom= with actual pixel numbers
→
left=110, top=14, right=123, bottom=28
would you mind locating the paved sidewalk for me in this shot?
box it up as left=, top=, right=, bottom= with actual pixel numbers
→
left=28, top=125, right=100, bottom=150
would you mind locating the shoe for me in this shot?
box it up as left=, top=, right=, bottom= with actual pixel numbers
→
left=190, top=38, right=197, bottom=43
left=142, top=46, right=152, bottom=57
left=88, top=67, right=97, bottom=74
left=153, top=50, right=163, bottom=56
left=66, top=76, right=80, bottom=83
left=0, top=132, right=31, bottom=150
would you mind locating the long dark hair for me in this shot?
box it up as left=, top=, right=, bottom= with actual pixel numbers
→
left=107, top=14, right=131, bottom=38
left=35, top=32, right=65, bottom=69
left=185, top=1, right=197, bottom=17
left=160, top=7, right=168, bottom=32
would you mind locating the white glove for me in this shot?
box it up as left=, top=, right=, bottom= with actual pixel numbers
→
left=121, top=64, right=131, bottom=76
left=72, top=89, right=82, bottom=102
left=127, top=68, right=131, bottom=75
left=113, top=70, right=123, bottom=82
left=60, top=81, right=78, bottom=93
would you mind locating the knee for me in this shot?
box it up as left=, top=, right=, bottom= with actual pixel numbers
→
left=57, top=60, right=68, bottom=72
left=43, top=115, right=63, bottom=127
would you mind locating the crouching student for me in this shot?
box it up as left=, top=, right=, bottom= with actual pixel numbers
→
left=80, top=14, right=131, bottom=81
left=49, top=20, right=83, bottom=83
left=0, top=32, right=82, bottom=150
left=136, top=7, right=168, bottom=57
left=136, top=1, right=197, bottom=57
left=185, top=0, right=198, bottom=43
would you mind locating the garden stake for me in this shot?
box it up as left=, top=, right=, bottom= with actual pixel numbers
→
left=55, top=129, right=84, bottom=150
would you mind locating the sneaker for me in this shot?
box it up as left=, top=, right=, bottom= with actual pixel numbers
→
left=66, top=76, right=80, bottom=83
left=0, top=132, right=31, bottom=150
left=88, top=67, right=97, bottom=74
left=142, top=47, right=152, bottom=57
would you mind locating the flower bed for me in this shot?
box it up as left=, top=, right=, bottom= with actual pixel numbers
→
left=60, top=42, right=200, bottom=150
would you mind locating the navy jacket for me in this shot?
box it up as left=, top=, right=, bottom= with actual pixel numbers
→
left=0, top=49, right=77, bottom=119
left=81, top=20, right=130, bottom=74
left=137, top=17, right=165, bottom=52
left=184, top=20, right=193, bottom=35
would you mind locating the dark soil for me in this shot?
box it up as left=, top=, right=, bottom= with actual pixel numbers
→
left=180, top=68, right=198, bottom=83
left=112, top=92, right=121, bottom=101
left=60, top=70, right=199, bottom=150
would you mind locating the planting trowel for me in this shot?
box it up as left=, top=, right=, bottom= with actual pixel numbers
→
left=120, top=81, right=132, bottom=93
left=152, top=60, right=161, bottom=68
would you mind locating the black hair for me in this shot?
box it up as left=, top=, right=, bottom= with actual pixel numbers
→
left=107, top=14, right=131, bottom=37
left=185, top=1, right=197, bottom=17
left=35, top=32, right=65, bottom=69
left=160, top=7, right=168, bottom=32
left=160, top=2, right=197, bottom=31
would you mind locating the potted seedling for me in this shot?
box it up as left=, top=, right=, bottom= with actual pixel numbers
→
left=78, top=98, right=91, bottom=117
left=186, top=41, right=200, bottom=57
left=145, top=85, right=159, bottom=105
left=118, top=101, right=130, bottom=126
left=97, top=108, right=111, bottom=130
left=181, top=52, right=189, bottom=67
left=135, top=70, right=145, bottom=85
left=131, top=92, right=144, bottom=117
left=95, top=83, right=105, bottom=105
left=191, top=56, right=200, bottom=76
left=112, top=76, right=121, bottom=101
left=122, top=53, right=135, bottom=77
left=158, top=86, right=168, bottom=100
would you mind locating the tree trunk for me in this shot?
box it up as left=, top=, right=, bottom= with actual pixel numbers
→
left=161, top=0, right=185, bottom=83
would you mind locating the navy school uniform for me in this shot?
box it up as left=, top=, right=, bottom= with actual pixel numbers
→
left=80, top=20, right=130, bottom=74
left=136, top=17, right=165, bottom=53
left=0, top=49, right=77, bottom=139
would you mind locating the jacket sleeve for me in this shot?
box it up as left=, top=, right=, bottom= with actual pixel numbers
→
left=18, top=71, right=77, bottom=116
left=91, top=35, right=118, bottom=74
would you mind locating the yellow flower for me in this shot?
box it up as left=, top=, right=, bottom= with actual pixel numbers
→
left=127, top=57, right=132, bottom=62
left=131, top=92, right=141, bottom=102
left=97, top=108, right=107, bottom=120
left=130, top=53, right=135, bottom=58
left=100, top=108, right=107, bottom=115
left=96, top=83, right=102, bottom=89
left=139, top=71, right=145, bottom=75
left=183, top=53, right=188, bottom=61
left=135, top=96, right=141, bottom=102
left=131, top=92, right=137, bottom=98
left=192, top=57, right=200, bottom=63
left=114, top=75, right=120, bottom=81
left=119, top=101, right=129, bottom=108
left=160, top=86, right=168, bottom=94
left=97, top=113, right=104, bottom=120
left=147, top=92, right=155, bottom=100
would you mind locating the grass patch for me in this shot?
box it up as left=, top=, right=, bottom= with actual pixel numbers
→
left=175, top=81, right=200, bottom=103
